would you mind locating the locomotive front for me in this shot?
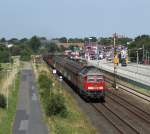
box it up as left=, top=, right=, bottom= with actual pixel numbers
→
left=79, top=66, right=105, bottom=101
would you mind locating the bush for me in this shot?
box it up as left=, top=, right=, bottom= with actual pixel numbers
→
left=38, top=74, right=52, bottom=90
left=45, top=94, right=68, bottom=117
left=20, top=50, right=31, bottom=61
left=38, top=73, right=67, bottom=117
left=0, top=94, right=6, bottom=108
left=0, top=64, right=2, bottom=71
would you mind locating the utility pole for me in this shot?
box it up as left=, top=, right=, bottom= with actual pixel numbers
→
left=136, top=50, right=139, bottom=65
left=146, top=50, right=148, bottom=64
left=147, top=51, right=150, bottom=64
left=113, top=33, right=117, bottom=89
left=143, top=45, right=145, bottom=64
left=136, top=50, right=139, bottom=73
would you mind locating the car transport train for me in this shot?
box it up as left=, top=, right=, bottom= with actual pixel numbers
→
left=43, top=55, right=106, bottom=101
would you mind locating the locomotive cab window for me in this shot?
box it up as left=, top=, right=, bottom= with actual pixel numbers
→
left=88, top=78, right=95, bottom=82
left=96, top=76, right=104, bottom=82
left=87, top=76, right=95, bottom=82
left=87, top=75, right=103, bottom=82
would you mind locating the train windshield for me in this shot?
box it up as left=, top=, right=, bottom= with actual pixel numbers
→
left=87, top=75, right=103, bottom=82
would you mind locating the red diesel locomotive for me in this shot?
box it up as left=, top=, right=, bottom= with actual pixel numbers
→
left=44, top=55, right=106, bottom=101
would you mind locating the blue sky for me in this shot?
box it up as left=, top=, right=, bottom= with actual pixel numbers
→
left=0, top=0, right=150, bottom=39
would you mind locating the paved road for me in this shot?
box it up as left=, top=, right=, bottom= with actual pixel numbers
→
left=13, top=63, right=48, bottom=134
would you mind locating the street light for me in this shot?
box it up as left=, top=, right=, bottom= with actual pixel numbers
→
left=88, top=37, right=92, bottom=60
left=136, top=48, right=142, bottom=64
left=127, top=42, right=130, bottom=61
left=136, top=48, right=142, bottom=73
left=88, top=37, right=92, bottom=43
left=13, top=63, right=17, bottom=91
left=146, top=50, right=150, bottom=64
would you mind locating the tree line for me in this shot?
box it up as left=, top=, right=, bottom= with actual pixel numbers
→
left=0, top=35, right=150, bottom=63
left=0, top=36, right=66, bottom=62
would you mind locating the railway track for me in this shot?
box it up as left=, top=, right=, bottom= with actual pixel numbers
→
left=107, top=93, right=150, bottom=123
left=105, top=77, right=150, bottom=102
left=118, top=84, right=150, bottom=102
left=91, top=93, right=150, bottom=134
left=91, top=103, right=141, bottom=134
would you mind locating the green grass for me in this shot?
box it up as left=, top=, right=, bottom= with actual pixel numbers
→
left=1, top=63, right=11, bottom=69
left=0, top=73, right=20, bottom=134
left=0, top=63, right=11, bottom=82
left=48, top=91, right=96, bottom=134
left=0, top=57, right=19, bottom=84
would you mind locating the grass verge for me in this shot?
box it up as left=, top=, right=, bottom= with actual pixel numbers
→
left=0, top=73, right=20, bottom=134
left=33, top=62, right=96, bottom=134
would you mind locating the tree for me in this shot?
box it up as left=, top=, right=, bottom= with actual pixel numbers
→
left=0, top=45, right=9, bottom=63
left=84, top=37, right=97, bottom=42
left=0, top=64, right=2, bottom=71
left=29, top=36, right=41, bottom=53
left=68, top=45, right=75, bottom=51
left=128, top=35, right=150, bottom=50
left=68, top=38, right=84, bottom=43
left=90, top=37, right=97, bottom=42
left=19, top=38, right=28, bottom=44
left=0, top=38, right=6, bottom=43
left=8, top=38, right=19, bottom=44
left=99, top=37, right=113, bottom=45
left=0, top=50, right=9, bottom=63
left=59, top=37, right=67, bottom=43
left=20, top=49, right=31, bottom=61
left=59, top=45, right=66, bottom=52
left=11, top=46, right=22, bottom=56
left=98, top=37, right=132, bottom=46
left=46, top=42, right=58, bottom=53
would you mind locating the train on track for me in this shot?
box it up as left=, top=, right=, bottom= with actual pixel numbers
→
left=43, top=55, right=106, bottom=101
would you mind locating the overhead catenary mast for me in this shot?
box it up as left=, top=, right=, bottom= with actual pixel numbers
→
left=113, top=33, right=118, bottom=89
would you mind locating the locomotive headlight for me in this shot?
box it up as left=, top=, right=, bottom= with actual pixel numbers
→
left=88, top=87, right=94, bottom=90
left=99, top=87, right=103, bottom=90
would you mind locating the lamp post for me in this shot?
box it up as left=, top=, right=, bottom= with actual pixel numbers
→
left=7, top=44, right=13, bottom=62
left=136, top=48, right=142, bottom=73
left=13, top=63, right=17, bottom=91
left=136, top=48, right=142, bottom=64
left=142, top=45, right=145, bottom=64
left=127, top=42, right=130, bottom=62
left=136, top=50, right=139, bottom=65
left=88, top=37, right=92, bottom=60
left=146, top=51, right=150, bottom=64
left=88, top=37, right=92, bottom=44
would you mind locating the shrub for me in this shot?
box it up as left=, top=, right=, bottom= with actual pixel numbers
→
left=20, top=49, right=31, bottom=61
left=0, top=63, right=2, bottom=71
left=0, top=94, right=6, bottom=108
left=45, top=94, right=68, bottom=117
left=38, top=74, right=52, bottom=90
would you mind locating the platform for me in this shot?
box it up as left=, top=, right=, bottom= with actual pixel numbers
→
left=88, top=59, right=150, bottom=88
